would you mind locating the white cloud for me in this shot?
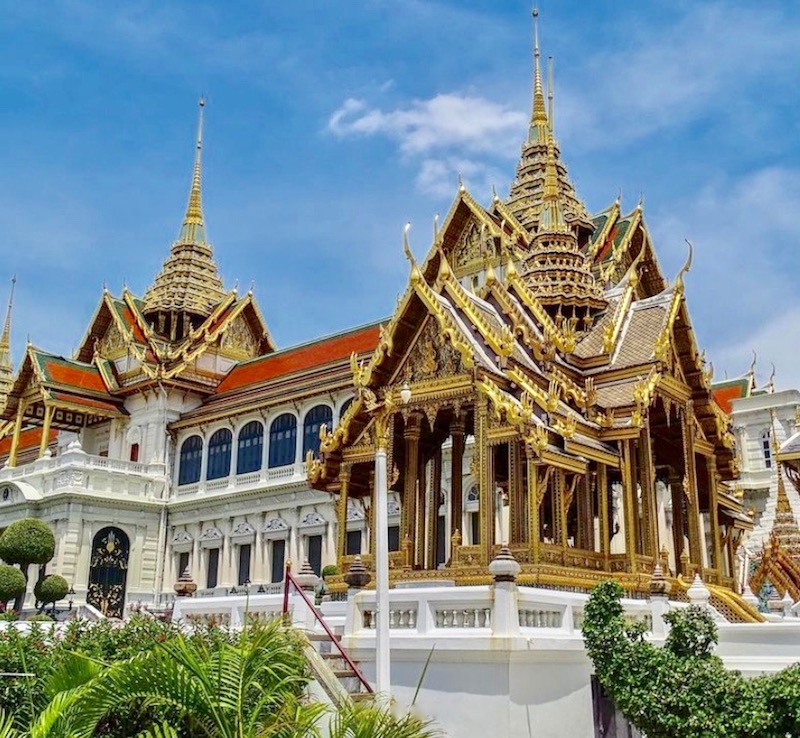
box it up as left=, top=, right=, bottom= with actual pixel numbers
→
left=416, top=157, right=506, bottom=199
left=557, top=3, right=800, bottom=149
left=328, top=93, right=526, bottom=157
left=646, top=166, right=800, bottom=384
left=713, top=307, right=800, bottom=391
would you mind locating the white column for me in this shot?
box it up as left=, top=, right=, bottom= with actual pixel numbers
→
left=374, top=438, right=391, bottom=695
left=221, top=533, right=232, bottom=587
left=192, top=524, right=201, bottom=583
left=230, top=426, right=239, bottom=479
left=254, top=521, right=264, bottom=583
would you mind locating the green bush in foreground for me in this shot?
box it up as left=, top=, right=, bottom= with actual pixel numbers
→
left=582, top=580, right=800, bottom=737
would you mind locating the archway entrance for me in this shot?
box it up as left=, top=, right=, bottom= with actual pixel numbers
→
left=87, top=527, right=130, bottom=618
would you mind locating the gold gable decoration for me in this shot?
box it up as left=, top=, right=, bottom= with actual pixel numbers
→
left=402, top=318, right=464, bottom=384
left=220, top=314, right=258, bottom=359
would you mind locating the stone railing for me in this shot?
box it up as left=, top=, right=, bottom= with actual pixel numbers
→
left=174, top=463, right=306, bottom=498
left=0, top=445, right=167, bottom=500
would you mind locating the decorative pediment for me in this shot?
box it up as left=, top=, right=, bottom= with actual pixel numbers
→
left=99, top=322, right=127, bottom=359
left=452, top=220, right=499, bottom=277
left=262, top=517, right=289, bottom=539
left=199, top=526, right=223, bottom=547
left=347, top=499, right=365, bottom=521
left=230, top=521, right=256, bottom=540
left=171, top=530, right=193, bottom=552
left=387, top=499, right=401, bottom=517
left=220, top=314, right=259, bottom=359
left=399, top=318, right=465, bottom=385
left=300, top=511, right=327, bottom=532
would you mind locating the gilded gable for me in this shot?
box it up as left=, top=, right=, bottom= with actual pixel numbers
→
left=220, top=314, right=258, bottom=359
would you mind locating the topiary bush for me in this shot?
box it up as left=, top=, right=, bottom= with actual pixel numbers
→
left=0, top=564, right=26, bottom=605
left=34, top=574, right=69, bottom=607
left=322, top=564, right=339, bottom=579
left=0, top=519, right=55, bottom=569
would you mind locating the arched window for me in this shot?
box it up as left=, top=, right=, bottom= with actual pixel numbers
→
left=303, top=405, right=333, bottom=458
left=269, top=414, right=297, bottom=468
left=763, top=430, right=772, bottom=469
left=339, top=397, right=354, bottom=421
left=207, top=429, right=233, bottom=480
left=178, top=436, right=203, bottom=485
left=237, top=421, right=264, bottom=475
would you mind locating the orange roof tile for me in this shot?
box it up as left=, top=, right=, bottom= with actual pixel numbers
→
left=0, top=427, right=57, bottom=456
left=217, top=323, right=381, bottom=393
left=713, top=382, right=749, bottom=414
left=41, top=358, right=107, bottom=393
left=50, top=392, right=123, bottom=414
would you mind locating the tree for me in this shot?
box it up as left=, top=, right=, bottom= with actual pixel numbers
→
left=33, top=575, right=69, bottom=612
left=0, top=519, right=55, bottom=612
left=582, top=580, right=800, bottom=737
left=0, top=565, right=25, bottom=607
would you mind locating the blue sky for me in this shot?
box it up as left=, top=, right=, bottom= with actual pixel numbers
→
left=1, top=1, right=800, bottom=387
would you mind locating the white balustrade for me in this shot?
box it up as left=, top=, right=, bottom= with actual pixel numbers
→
left=0, top=451, right=165, bottom=500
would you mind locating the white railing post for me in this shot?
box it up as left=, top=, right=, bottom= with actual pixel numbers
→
left=489, top=547, right=521, bottom=637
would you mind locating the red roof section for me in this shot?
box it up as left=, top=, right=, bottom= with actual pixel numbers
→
left=0, top=427, right=57, bottom=456
left=713, top=383, right=748, bottom=415
left=217, top=323, right=381, bottom=393
left=121, top=305, right=147, bottom=343
left=50, top=392, right=122, bottom=414
left=42, top=358, right=107, bottom=393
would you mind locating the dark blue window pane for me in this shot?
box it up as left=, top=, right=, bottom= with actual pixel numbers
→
left=207, top=429, right=232, bottom=480
left=303, top=405, right=333, bottom=458
left=178, top=435, right=203, bottom=485
left=237, top=421, right=264, bottom=474
left=339, top=397, right=354, bottom=421
left=268, top=413, right=297, bottom=468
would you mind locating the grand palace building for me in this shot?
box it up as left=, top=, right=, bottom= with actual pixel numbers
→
left=0, top=16, right=788, bottom=623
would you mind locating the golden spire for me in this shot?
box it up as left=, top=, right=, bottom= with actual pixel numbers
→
left=538, top=134, right=568, bottom=233
left=178, top=98, right=206, bottom=244
left=143, top=99, right=226, bottom=325
left=0, top=276, right=16, bottom=404
left=0, top=276, right=16, bottom=372
left=528, top=7, right=549, bottom=144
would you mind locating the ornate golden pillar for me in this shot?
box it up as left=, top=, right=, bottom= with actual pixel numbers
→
left=638, top=423, right=659, bottom=558
left=576, top=474, right=594, bottom=551
left=681, top=403, right=703, bottom=569
left=450, top=414, right=465, bottom=539
left=402, top=413, right=422, bottom=568
left=621, top=440, right=638, bottom=571
left=669, top=474, right=686, bottom=575
left=476, top=397, right=493, bottom=562
left=8, top=401, right=26, bottom=468
left=38, top=405, right=55, bottom=458
left=415, top=451, right=427, bottom=567
left=509, top=441, right=524, bottom=544
left=707, top=458, right=723, bottom=574
left=526, top=450, right=541, bottom=565
left=598, top=465, right=610, bottom=570
left=336, top=464, right=351, bottom=562
left=427, top=447, right=442, bottom=568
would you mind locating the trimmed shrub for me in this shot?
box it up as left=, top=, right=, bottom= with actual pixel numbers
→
left=34, top=574, right=69, bottom=605
left=0, top=519, right=55, bottom=567
left=0, top=564, right=26, bottom=604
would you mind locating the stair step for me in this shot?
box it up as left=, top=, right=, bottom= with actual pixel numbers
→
left=350, top=692, right=373, bottom=702
left=306, top=632, right=340, bottom=642
left=332, top=669, right=357, bottom=678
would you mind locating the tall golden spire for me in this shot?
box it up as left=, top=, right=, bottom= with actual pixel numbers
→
left=0, top=276, right=16, bottom=402
left=506, top=9, right=593, bottom=235
left=528, top=7, right=549, bottom=145
left=143, top=99, right=226, bottom=329
left=178, top=98, right=206, bottom=245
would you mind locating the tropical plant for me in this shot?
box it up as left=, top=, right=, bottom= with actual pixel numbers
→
left=582, top=579, right=800, bottom=737
left=0, top=615, right=441, bottom=738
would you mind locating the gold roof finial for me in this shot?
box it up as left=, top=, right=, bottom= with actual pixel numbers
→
left=747, top=349, right=758, bottom=390
left=769, top=363, right=777, bottom=394
left=178, top=97, right=207, bottom=244
left=528, top=7, right=549, bottom=144
left=0, top=275, right=16, bottom=376
left=547, top=55, right=554, bottom=136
